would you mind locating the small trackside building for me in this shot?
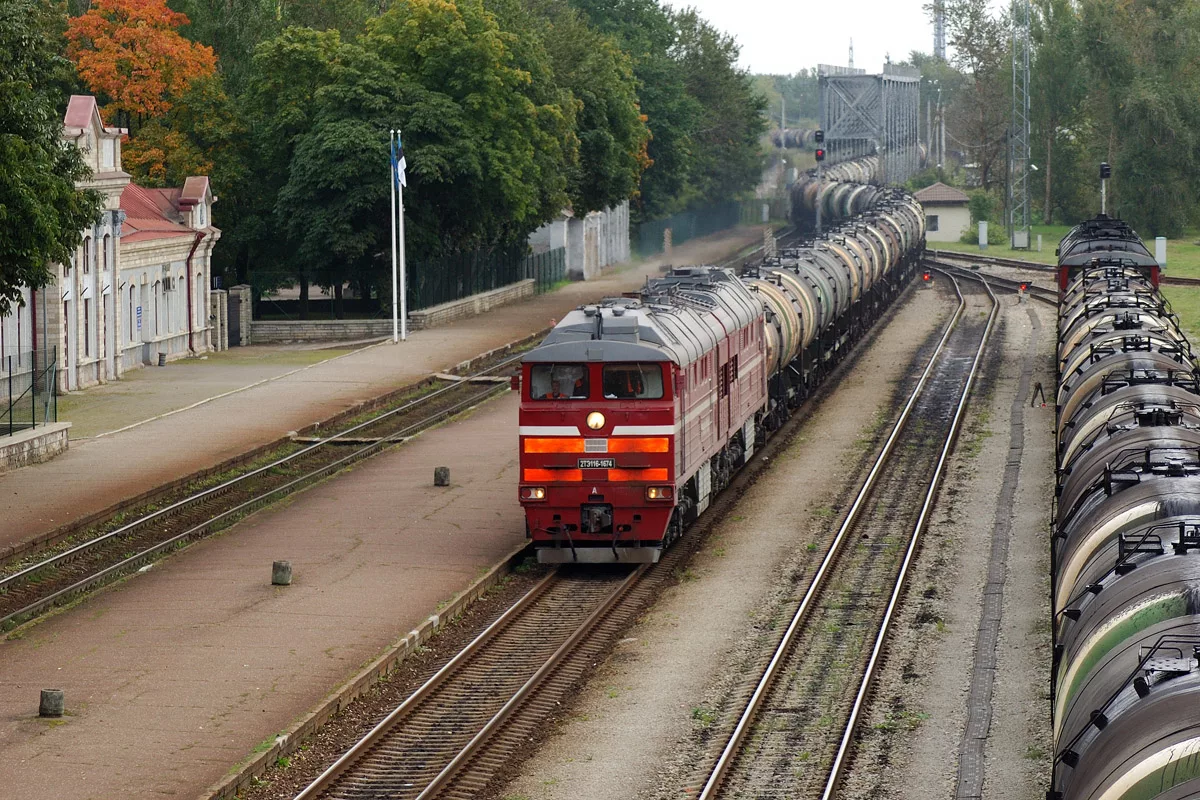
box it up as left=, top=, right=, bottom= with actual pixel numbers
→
left=913, top=182, right=970, bottom=243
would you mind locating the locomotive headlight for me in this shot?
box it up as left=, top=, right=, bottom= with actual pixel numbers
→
left=522, top=486, right=547, bottom=501
left=646, top=486, right=674, bottom=500
left=586, top=411, right=606, bottom=431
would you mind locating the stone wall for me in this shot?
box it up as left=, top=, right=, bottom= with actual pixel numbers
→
left=408, top=279, right=534, bottom=330
left=0, top=422, right=71, bottom=472
left=530, top=201, right=629, bottom=281
left=249, top=279, right=535, bottom=343
left=249, top=319, right=395, bottom=345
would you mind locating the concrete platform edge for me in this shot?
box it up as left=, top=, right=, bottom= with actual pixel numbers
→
left=2, top=328, right=550, bottom=564
left=200, top=542, right=534, bottom=800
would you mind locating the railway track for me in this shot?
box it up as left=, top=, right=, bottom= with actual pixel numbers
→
left=924, top=257, right=1057, bottom=304
left=0, top=357, right=522, bottom=630
left=287, top=460, right=754, bottom=800
left=927, top=246, right=1200, bottom=288
left=693, top=271, right=997, bottom=800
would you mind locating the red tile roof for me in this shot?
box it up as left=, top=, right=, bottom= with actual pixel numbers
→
left=63, top=95, right=126, bottom=135
left=180, top=176, right=209, bottom=207
left=120, top=184, right=195, bottom=243
left=914, top=181, right=970, bottom=205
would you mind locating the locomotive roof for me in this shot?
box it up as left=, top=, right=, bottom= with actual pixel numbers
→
left=523, top=266, right=761, bottom=366
left=1058, top=215, right=1158, bottom=266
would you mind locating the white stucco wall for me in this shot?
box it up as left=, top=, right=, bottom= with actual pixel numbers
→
left=924, top=205, right=971, bottom=242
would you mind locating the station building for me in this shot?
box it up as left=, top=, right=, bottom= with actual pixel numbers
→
left=0, top=96, right=220, bottom=393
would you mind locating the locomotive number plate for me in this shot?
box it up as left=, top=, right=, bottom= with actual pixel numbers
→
left=577, top=458, right=616, bottom=469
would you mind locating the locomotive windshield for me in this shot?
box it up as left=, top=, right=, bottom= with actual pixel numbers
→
left=530, top=363, right=589, bottom=400
left=602, top=363, right=664, bottom=399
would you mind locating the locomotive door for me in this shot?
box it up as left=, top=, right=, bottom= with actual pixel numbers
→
left=716, top=341, right=729, bottom=442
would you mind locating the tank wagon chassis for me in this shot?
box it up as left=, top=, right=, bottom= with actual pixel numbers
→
left=1051, top=215, right=1200, bottom=800
left=519, top=158, right=928, bottom=564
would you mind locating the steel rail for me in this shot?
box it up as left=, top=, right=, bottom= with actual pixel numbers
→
left=292, top=571, right=561, bottom=800
left=925, top=248, right=1056, bottom=273
left=696, top=273, right=970, bottom=800
left=925, top=258, right=1057, bottom=305
left=292, top=565, right=644, bottom=800
left=1, top=377, right=511, bottom=628
left=412, top=565, right=645, bottom=800
left=0, top=354, right=521, bottom=594
left=820, top=270, right=998, bottom=800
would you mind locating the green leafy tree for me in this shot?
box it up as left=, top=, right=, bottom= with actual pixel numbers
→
left=1030, top=0, right=1084, bottom=224
left=1079, top=0, right=1200, bottom=235
left=672, top=9, right=766, bottom=206
left=573, top=0, right=702, bottom=219
left=936, top=0, right=1009, bottom=191
left=0, top=0, right=103, bottom=315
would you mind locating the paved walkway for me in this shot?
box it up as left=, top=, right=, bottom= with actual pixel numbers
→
left=0, top=227, right=765, bottom=551
left=0, top=393, right=526, bottom=800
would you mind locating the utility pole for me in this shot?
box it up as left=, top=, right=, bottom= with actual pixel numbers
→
left=934, top=0, right=946, bottom=60
left=1009, top=0, right=1032, bottom=248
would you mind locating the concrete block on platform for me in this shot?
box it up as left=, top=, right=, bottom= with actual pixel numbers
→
left=0, top=422, right=71, bottom=472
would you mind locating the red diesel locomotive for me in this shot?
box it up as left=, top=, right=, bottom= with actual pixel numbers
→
left=519, top=269, right=766, bottom=563
left=519, top=164, right=926, bottom=564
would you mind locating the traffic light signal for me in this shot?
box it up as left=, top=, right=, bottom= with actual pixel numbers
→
left=1019, top=281, right=1029, bottom=292
left=815, top=148, right=826, bottom=162
left=1100, top=162, right=1111, bottom=179
left=923, top=271, right=932, bottom=282
left=814, top=129, right=824, bottom=144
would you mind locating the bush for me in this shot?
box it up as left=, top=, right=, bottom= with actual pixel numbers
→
left=958, top=220, right=1007, bottom=245
left=968, top=190, right=997, bottom=224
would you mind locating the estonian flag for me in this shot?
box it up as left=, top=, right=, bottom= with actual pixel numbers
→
left=391, top=132, right=408, bottom=189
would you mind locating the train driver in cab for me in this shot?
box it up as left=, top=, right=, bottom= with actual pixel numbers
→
left=534, top=365, right=588, bottom=399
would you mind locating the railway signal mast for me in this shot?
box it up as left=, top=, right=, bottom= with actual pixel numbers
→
left=815, top=129, right=825, bottom=234
left=1100, top=162, right=1111, bottom=214
left=1008, top=0, right=1032, bottom=249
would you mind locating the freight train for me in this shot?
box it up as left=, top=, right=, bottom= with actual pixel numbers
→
left=517, top=161, right=925, bottom=563
left=1052, top=215, right=1200, bottom=800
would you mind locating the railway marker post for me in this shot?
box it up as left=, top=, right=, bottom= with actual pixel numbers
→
left=39, top=689, right=64, bottom=717
left=272, top=561, right=292, bottom=586
left=434, top=466, right=450, bottom=486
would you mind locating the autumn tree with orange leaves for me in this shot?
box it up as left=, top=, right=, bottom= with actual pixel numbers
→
left=65, top=0, right=217, bottom=130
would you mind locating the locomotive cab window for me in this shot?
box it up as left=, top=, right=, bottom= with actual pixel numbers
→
left=602, top=363, right=664, bottom=399
left=530, top=364, right=589, bottom=400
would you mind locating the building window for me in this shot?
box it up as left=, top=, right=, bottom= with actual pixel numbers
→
left=928, top=214, right=940, bottom=232
left=196, top=203, right=206, bottom=228
left=102, top=234, right=111, bottom=272
left=129, top=287, right=136, bottom=343
left=83, top=238, right=92, bottom=274
left=84, top=299, right=91, bottom=357
left=154, top=281, right=160, bottom=336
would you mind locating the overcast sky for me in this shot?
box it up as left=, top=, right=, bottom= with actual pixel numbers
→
left=675, top=0, right=936, bottom=76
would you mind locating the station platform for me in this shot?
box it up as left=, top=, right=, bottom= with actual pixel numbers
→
left=0, top=226, right=765, bottom=553
left=0, top=392, right=526, bottom=800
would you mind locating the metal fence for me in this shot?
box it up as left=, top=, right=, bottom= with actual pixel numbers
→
left=2, top=347, right=57, bottom=437
left=408, top=246, right=566, bottom=311
left=249, top=247, right=568, bottom=320
left=633, top=199, right=790, bottom=260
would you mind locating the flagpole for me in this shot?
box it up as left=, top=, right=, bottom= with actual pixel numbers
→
left=389, top=130, right=399, bottom=344
left=398, top=132, right=408, bottom=342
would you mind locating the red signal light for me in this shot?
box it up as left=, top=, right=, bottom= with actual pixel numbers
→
left=922, top=271, right=932, bottom=281
left=815, top=148, right=826, bottom=162
left=1019, top=282, right=1029, bottom=291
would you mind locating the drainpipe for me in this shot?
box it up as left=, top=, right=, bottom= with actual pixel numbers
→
left=184, top=231, right=204, bottom=354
